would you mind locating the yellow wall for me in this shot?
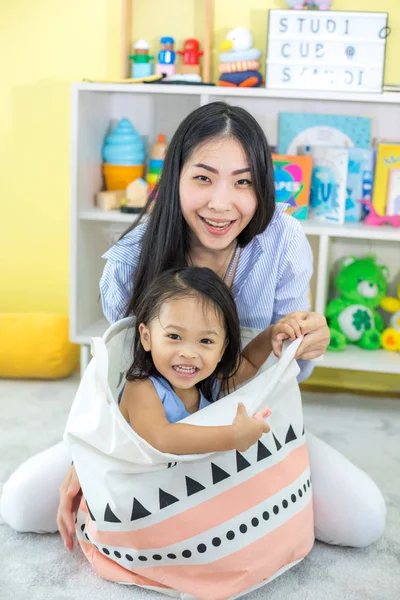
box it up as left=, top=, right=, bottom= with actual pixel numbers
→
left=1, top=0, right=399, bottom=315
left=0, top=0, right=121, bottom=313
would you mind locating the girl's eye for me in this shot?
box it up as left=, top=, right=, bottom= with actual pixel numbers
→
left=236, top=179, right=252, bottom=186
left=167, top=334, right=181, bottom=340
left=200, top=338, right=213, bottom=345
left=194, top=175, right=211, bottom=183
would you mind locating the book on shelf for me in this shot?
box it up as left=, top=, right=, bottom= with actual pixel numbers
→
left=386, top=168, right=400, bottom=216
left=300, top=146, right=348, bottom=224
left=278, top=112, right=372, bottom=155
left=272, top=154, right=312, bottom=220
left=345, top=148, right=374, bottom=222
left=372, top=144, right=400, bottom=215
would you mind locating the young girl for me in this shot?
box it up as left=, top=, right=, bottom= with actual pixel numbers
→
left=119, top=266, right=301, bottom=455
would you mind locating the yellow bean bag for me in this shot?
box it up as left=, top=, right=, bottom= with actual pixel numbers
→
left=0, top=313, right=79, bottom=379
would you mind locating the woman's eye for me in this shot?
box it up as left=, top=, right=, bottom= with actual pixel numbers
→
left=236, top=179, right=252, bottom=186
left=200, top=338, right=213, bottom=345
left=194, top=175, right=211, bottom=183
left=168, top=334, right=180, bottom=340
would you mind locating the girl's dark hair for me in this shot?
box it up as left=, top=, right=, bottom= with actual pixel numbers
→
left=126, top=266, right=242, bottom=401
left=123, top=101, right=275, bottom=317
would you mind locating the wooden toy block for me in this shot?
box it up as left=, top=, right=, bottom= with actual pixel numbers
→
left=181, top=64, right=201, bottom=75
left=95, top=190, right=125, bottom=211
left=126, top=178, right=148, bottom=208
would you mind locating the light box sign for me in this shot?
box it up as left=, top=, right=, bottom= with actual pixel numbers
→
left=266, top=10, right=388, bottom=93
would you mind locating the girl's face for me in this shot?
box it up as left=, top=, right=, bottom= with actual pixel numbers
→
left=139, top=295, right=226, bottom=392
left=179, top=137, right=258, bottom=251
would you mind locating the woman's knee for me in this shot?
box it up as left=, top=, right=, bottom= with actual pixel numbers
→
left=0, top=442, right=71, bottom=534
left=345, top=488, right=386, bottom=548
left=1, top=476, right=46, bottom=533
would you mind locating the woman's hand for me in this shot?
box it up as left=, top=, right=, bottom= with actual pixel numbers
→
left=57, top=464, right=82, bottom=551
left=272, top=311, right=330, bottom=360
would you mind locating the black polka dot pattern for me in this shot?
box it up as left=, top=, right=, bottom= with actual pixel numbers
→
left=91, top=477, right=311, bottom=564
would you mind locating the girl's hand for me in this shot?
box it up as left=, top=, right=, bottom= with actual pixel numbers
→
left=57, top=465, right=82, bottom=552
left=233, top=403, right=270, bottom=452
left=253, top=406, right=272, bottom=421
left=271, top=315, right=303, bottom=358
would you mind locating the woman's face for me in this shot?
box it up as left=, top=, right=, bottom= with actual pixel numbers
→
left=179, top=137, right=257, bottom=251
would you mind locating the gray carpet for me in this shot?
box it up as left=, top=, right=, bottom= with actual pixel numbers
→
left=0, top=375, right=399, bottom=600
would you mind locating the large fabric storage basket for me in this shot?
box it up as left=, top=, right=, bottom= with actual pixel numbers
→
left=65, top=318, right=314, bottom=600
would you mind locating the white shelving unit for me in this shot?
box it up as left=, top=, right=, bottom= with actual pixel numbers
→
left=70, top=83, right=400, bottom=377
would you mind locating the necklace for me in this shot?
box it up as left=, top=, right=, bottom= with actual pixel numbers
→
left=187, top=242, right=238, bottom=285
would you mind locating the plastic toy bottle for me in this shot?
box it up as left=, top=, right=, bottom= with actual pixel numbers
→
left=146, top=134, right=168, bottom=192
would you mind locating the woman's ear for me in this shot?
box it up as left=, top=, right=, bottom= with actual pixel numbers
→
left=139, top=323, right=151, bottom=351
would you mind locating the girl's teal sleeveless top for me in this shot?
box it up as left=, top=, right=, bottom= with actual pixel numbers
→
left=118, top=375, right=212, bottom=423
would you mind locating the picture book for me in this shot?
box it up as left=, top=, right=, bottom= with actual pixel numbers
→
left=373, top=144, right=400, bottom=215
left=278, top=113, right=372, bottom=155
left=300, top=146, right=348, bottom=224
left=272, top=154, right=313, bottom=220
left=345, top=148, right=374, bottom=222
left=386, top=167, right=400, bottom=215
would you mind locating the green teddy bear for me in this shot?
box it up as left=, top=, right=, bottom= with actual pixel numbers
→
left=326, top=256, right=389, bottom=351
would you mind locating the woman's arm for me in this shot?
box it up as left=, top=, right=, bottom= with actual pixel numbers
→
left=100, top=259, right=135, bottom=323
left=272, top=223, right=329, bottom=373
left=121, top=380, right=270, bottom=455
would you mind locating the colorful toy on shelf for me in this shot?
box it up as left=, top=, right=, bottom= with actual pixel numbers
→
left=146, top=134, right=168, bottom=192
left=155, top=36, right=176, bottom=77
left=178, top=38, right=204, bottom=76
left=218, top=27, right=262, bottom=88
left=102, top=118, right=145, bottom=191
left=359, top=200, right=400, bottom=228
left=380, top=283, right=400, bottom=352
left=326, top=256, right=389, bottom=352
left=121, top=178, right=149, bottom=214
left=285, top=1, right=332, bottom=8
left=129, top=39, right=154, bottom=79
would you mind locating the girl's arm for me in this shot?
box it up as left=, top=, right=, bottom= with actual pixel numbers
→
left=120, top=379, right=269, bottom=455
left=231, top=316, right=303, bottom=388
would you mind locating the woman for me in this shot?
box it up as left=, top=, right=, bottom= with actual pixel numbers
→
left=1, top=102, right=385, bottom=551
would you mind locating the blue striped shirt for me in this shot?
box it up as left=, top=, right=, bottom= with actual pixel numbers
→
left=100, top=204, right=313, bottom=381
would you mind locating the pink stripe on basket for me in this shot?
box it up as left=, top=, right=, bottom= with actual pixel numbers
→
left=84, top=502, right=314, bottom=600
left=87, top=442, right=309, bottom=550
left=78, top=538, right=171, bottom=589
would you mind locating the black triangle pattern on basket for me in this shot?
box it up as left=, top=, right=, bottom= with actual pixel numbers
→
left=257, top=439, right=272, bottom=461
left=86, top=502, right=96, bottom=521
left=236, top=451, right=251, bottom=472
left=97, top=424, right=302, bottom=524
left=159, top=488, right=180, bottom=509
left=285, top=425, right=297, bottom=443
left=185, top=476, right=206, bottom=496
left=131, top=498, right=152, bottom=521
left=211, top=462, right=231, bottom=484
left=273, top=433, right=282, bottom=451
left=104, top=503, right=122, bottom=523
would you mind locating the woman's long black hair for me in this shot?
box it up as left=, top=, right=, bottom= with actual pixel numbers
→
left=126, top=266, right=242, bottom=401
left=123, top=101, right=276, bottom=317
